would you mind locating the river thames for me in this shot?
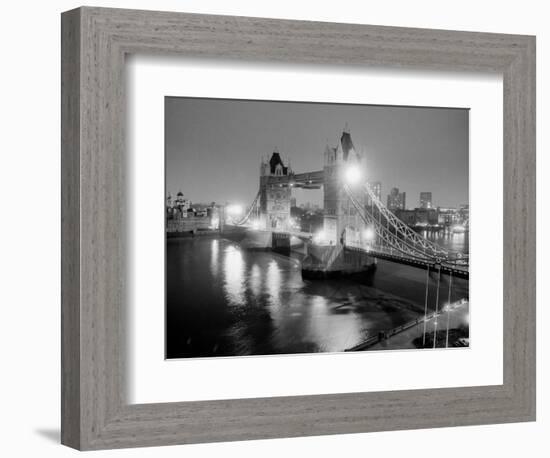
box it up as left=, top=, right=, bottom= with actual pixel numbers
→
left=166, top=231, right=469, bottom=358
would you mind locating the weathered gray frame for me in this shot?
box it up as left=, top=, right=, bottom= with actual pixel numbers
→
left=61, top=6, right=536, bottom=451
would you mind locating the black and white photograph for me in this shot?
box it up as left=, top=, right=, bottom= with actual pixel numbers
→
left=1, top=0, right=542, bottom=455
left=165, top=97, right=470, bottom=359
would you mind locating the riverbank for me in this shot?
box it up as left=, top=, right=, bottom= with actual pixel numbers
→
left=356, top=300, right=470, bottom=351
left=166, top=229, right=220, bottom=238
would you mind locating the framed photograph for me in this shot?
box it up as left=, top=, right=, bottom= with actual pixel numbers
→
left=61, top=6, right=536, bottom=450
left=164, top=97, right=470, bottom=359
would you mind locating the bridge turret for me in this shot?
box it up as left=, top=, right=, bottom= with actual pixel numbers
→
left=322, top=125, right=366, bottom=246
left=260, top=157, right=270, bottom=177
left=268, top=149, right=289, bottom=176
left=341, top=123, right=355, bottom=161
left=259, top=150, right=292, bottom=231
left=324, top=143, right=337, bottom=166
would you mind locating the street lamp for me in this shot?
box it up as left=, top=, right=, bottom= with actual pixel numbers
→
left=313, top=230, right=326, bottom=245
left=226, top=204, right=243, bottom=217
left=363, top=226, right=375, bottom=242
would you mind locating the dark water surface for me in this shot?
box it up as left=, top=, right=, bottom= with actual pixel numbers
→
left=166, top=232, right=469, bottom=358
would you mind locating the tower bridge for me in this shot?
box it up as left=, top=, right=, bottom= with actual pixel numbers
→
left=226, top=127, right=468, bottom=280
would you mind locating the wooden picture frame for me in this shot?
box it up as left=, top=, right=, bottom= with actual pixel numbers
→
left=61, top=6, right=536, bottom=450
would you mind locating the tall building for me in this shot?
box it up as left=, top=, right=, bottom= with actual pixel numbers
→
left=369, top=181, right=382, bottom=202
left=387, top=187, right=406, bottom=212
left=290, top=197, right=297, bottom=208
left=420, top=191, right=433, bottom=209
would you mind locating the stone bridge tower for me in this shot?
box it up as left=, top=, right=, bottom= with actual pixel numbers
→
left=259, top=150, right=292, bottom=231
left=323, top=126, right=365, bottom=246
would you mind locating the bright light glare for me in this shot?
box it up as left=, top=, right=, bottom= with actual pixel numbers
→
left=451, top=224, right=466, bottom=233
left=363, top=227, right=375, bottom=241
left=289, top=217, right=300, bottom=229
left=251, top=220, right=260, bottom=230
left=344, top=165, right=361, bottom=184
left=313, top=230, right=325, bottom=244
left=226, top=204, right=243, bottom=216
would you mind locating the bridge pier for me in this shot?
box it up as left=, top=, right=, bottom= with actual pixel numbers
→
left=301, top=243, right=376, bottom=279
left=272, top=232, right=291, bottom=254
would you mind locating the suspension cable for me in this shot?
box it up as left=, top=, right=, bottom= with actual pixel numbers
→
left=361, top=182, right=467, bottom=262
left=233, top=190, right=261, bottom=226
left=445, top=270, right=453, bottom=348
left=433, top=264, right=442, bottom=349
left=344, top=183, right=468, bottom=269
left=344, top=184, right=436, bottom=262
left=422, top=265, right=430, bottom=347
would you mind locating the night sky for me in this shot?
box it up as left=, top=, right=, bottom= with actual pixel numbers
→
left=165, top=97, right=468, bottom=209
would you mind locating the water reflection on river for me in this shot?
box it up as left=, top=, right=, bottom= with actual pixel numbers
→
left=423, top=229, right=469, bottom=255
left=166, top=233, right=469, bottom=358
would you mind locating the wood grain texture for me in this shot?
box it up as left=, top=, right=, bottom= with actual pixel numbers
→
left=61, top=6, right=536, bottom=450
left=60, top=7, right=81, bottom=449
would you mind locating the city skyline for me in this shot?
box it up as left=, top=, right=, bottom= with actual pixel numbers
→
left=166, top=97, right=469, bottom=209
left=165, top=187, right=467, bottom=212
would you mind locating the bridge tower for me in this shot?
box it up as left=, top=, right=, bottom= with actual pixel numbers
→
left=323, top=126, right=365, bottom=246
left=259, top=149, right=292, bottom=231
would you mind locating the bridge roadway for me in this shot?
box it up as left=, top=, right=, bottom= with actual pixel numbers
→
left=272, top=229, right=314, bottom=240
left=268, top=229, right=469, bottom=279
left=344, top=244, right=469, bottom=279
